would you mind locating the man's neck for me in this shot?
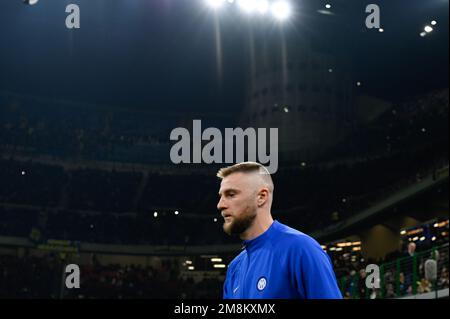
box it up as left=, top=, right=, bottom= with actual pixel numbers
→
left=240, top=213, right=274, bottom=241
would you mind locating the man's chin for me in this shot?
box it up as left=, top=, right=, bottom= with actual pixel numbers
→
left=223, top=222, right=238, bottom=236
left=223, top=222, right=232, bottom=235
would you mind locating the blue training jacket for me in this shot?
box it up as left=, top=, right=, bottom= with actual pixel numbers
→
left=223, top=220, right=342, bottom=299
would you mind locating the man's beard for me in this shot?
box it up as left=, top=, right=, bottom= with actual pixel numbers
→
left=223, top=205, right=257, bottom=236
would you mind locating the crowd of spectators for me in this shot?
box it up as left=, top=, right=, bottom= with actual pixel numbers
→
left=0, top=254, right=62, bottom=298
left=322, top=89, right=449, bottom=161
left=0, top=253, right=224, bottom=299
left=0, top=93, right=178, bottom=164
left=0, top=31, right=448, bottom=299
left=0, top=235, right=447, bottom=299
left=0, top=144, right=447, bottom=245
left=334, top=228, right=449, bottom=299
left=0, top=159, right=66, bottom=206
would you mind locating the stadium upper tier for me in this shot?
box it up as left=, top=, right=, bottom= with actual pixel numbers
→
left=0, top=89, right=448, bottom=165
left=0, top=88, right=448, bottom=245
left=0, top=146, right=447, bottom=245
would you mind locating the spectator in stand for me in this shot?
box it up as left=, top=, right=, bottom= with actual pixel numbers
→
left=438, top=267, right=449, bottom=289
left=358, top=268, right=368, bottom=299
left=407, top=242, right=417, bottom=257
left=417, top=278, right=432, bottom=294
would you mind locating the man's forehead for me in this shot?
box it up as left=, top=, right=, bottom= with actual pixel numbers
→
left=219, top=173, right=249, bottom=191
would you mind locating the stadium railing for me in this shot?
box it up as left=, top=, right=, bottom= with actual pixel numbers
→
left=338, top=243, right=449, bottom=299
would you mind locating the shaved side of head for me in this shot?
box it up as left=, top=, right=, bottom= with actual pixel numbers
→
left=217, top=162, right=274, bottom=193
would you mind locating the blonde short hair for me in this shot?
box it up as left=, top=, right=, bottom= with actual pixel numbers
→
left=216, top=162, right=271, bottom=179
left=217, top=162, right=275, bottom=202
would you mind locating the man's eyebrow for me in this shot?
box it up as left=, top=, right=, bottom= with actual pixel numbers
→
left=218, top=188, right=239, bottom=196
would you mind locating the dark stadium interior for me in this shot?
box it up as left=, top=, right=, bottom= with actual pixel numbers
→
left=0, top=0, right=449, bottom=299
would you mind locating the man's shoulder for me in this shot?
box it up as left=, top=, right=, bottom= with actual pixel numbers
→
left=273, top=221, right=323, bottom=253
left=227, top=249, right=246, bottom=270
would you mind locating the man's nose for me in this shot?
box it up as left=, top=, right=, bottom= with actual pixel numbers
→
left=217, top=197, right=227, bottom=211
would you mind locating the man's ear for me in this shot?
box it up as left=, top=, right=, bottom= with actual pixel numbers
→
left=257, top=188, right=269, bottom=207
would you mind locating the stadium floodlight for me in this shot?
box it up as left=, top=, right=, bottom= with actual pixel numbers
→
left=424, top=25, right=433, bottom=33
left=271, top=1, right=291, bottom=21
left=23, top=0, right=39, bottom=5
left=325, top=4, right=331, bottom=9
left=238, top=0, right=258, bottom=13
left=431, top=20, right=437, bottom=26
left=420, top=31, right=427, bottom=37
left=206, top=0, right=225, bottom=9
left=256, top=0, right=269, bottom=14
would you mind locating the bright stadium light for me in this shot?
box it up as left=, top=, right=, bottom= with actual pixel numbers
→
left=23, top=0, right=39, bottom=5
left=271, top=1, right=291, bottom=21
left=238, top=0, right=257, bottom=13
left=431, top=20, right=437, bottom=26
left=424, top=25, right=433, bottom=33
left=256, top=0, right=269, bottom=14
left=206, top=0, right=225, bottom=9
